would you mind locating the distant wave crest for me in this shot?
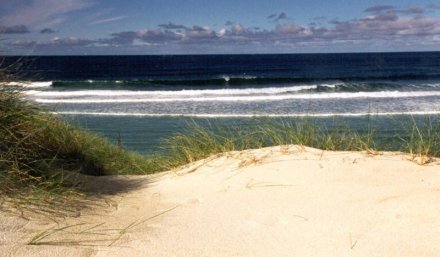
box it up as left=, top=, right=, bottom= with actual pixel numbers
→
left=33, top=91, right=440, bottom=103
left=25, top=84, right=336, bottom=97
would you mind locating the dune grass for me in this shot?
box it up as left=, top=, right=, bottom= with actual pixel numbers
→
left=0, top=84, right=161, bottom=216
left=159, top=116, right=440, bottom=168
left=402, top=117, right=440, bottom=164
left=159, top=119, right=365, bottom=168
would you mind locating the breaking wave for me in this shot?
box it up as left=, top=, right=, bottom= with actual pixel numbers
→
left=33, top=91, right=440, bottom=103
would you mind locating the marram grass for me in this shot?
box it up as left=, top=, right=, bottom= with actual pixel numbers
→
left=159, top=117, right=440, bottom=169
left=159, top=118, right=373, bottom=169
left=0, top=84, right=160, bottom=216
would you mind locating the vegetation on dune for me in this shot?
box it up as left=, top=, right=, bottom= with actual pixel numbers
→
left=160, top=120, right=364, bottom=168
left=0, top=83, right=161, bottom=216
left=403, top=117, right=440, bottom=164
left=160, top=116, right=440, bottom=168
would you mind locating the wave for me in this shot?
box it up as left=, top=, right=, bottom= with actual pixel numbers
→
left=43, top=75, right=440, bottom=88
left=34, top=91, right=440, bottom=103
left=50, top=77, right=322, bottom=87
left=25, top=84, right=336, bottom=97
left=3, top=81, right=53, bottom=88
left=17, top=79, right=440, bottom=95
left=53, top=111, right=440, bottom=117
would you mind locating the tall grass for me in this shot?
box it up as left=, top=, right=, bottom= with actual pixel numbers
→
left=160, top=117, right=440, bottom=169
left=160, top=118, right=381, bottom=169
left=0, top=84, right=160, bottom=216
left=402, top=117, right=440, bottom=164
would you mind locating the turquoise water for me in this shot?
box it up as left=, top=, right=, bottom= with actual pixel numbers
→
left=64, top=115, right=439, bottom=154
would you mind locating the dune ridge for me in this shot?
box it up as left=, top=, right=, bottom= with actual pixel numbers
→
left=2, top=145, right=440, bottom=257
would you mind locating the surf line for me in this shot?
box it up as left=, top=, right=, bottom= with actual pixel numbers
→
left=52, top=111, right=440, bottom=117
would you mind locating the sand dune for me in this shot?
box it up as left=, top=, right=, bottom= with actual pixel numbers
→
left=2, top=145, right=440, bottom=257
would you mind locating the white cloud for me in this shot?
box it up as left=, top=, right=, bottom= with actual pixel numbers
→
left=104, top=10, right=440, bottom=49
left=217, top=28, right=227, bottom=37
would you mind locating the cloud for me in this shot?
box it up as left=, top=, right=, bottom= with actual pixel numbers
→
left=107, top=24, right=228, bottom=45
left=364, top=5, right=396, bottom=13
left=401, top=7, right=425, bottom=14
left=40, top=28, right=56, bottom=34
left=101, top=10, right=440, bottom=49
left=9, top=37, right=93, bottom=47
left=108, top=29, right=183, bottom=45
left=7, top=6, right=440, bottom=54
left=158, top=23, right=187, bottom=30
left=47, top=37, right=93, bottom=46
left=0, top=25, right=29, bottom=34
left=276, top=23, right=309, bottom=35
left=267, top=12, right=288, bottom=22
left=0, top=0, right=93, bottom=28
left=90, top=16, right=126, bottom=25
left=138, top=29, right=183, bottom=42
left=329, top=12, right=440, bottom=41
left=365, top=5, right=427, bottom=16
left=106, top=31, right=138, bottom=45
left=363, top=12, right=399, bottom=22
left=8, top=40, right=37, bottom=47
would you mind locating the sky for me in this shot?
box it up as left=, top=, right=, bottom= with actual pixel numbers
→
left=1, top=0, right=440, bottom=55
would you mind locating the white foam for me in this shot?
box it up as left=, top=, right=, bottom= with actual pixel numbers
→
left=53, top=111, right=440, bottom=117
left=25, top=84, right=330, bottom=97
left=34, top=91, right=440, bottom=103
left=3, top=81, right=52, bottom=88
left=220, top=75, right=257, bottom=81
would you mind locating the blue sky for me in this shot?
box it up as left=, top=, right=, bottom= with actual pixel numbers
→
left=1, top=0, right=440, bottom=55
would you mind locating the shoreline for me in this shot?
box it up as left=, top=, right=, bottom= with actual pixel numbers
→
left=2, top=145, right=440, bottom=256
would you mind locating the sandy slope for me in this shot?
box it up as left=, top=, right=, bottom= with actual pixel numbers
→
left=2, top=145, right=440, bottom=257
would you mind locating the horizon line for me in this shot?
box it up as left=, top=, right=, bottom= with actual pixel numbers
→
left=2, top=50, right=440, bottom=57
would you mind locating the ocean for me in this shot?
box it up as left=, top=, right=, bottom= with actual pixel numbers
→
left=4, top=52, right=440, bottom=154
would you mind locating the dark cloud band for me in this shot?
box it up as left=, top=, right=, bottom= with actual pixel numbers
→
left=0, top=25, right=29, bottom=34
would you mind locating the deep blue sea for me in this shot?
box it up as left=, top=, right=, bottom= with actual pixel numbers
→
left=4, top=52, right=440, bottom=154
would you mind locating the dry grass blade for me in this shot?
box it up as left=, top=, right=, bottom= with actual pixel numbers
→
left=27, top=223, right=87, bottom=245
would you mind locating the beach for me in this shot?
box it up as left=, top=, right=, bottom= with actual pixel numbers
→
left=3, top=2, right=440, bottom=256
left=2, top=145, right=440, bottom=257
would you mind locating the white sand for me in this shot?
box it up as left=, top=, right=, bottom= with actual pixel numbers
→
left=2, top=145, right=440, bottom=257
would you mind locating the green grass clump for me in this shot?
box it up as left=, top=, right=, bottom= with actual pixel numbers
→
left=160, top=117, right=440, bottom=169
left=401, top=117, right=440, bottom=163
left=0, top=84, right=159, bottom=215
left=160, top=119, right=379, bottom=168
